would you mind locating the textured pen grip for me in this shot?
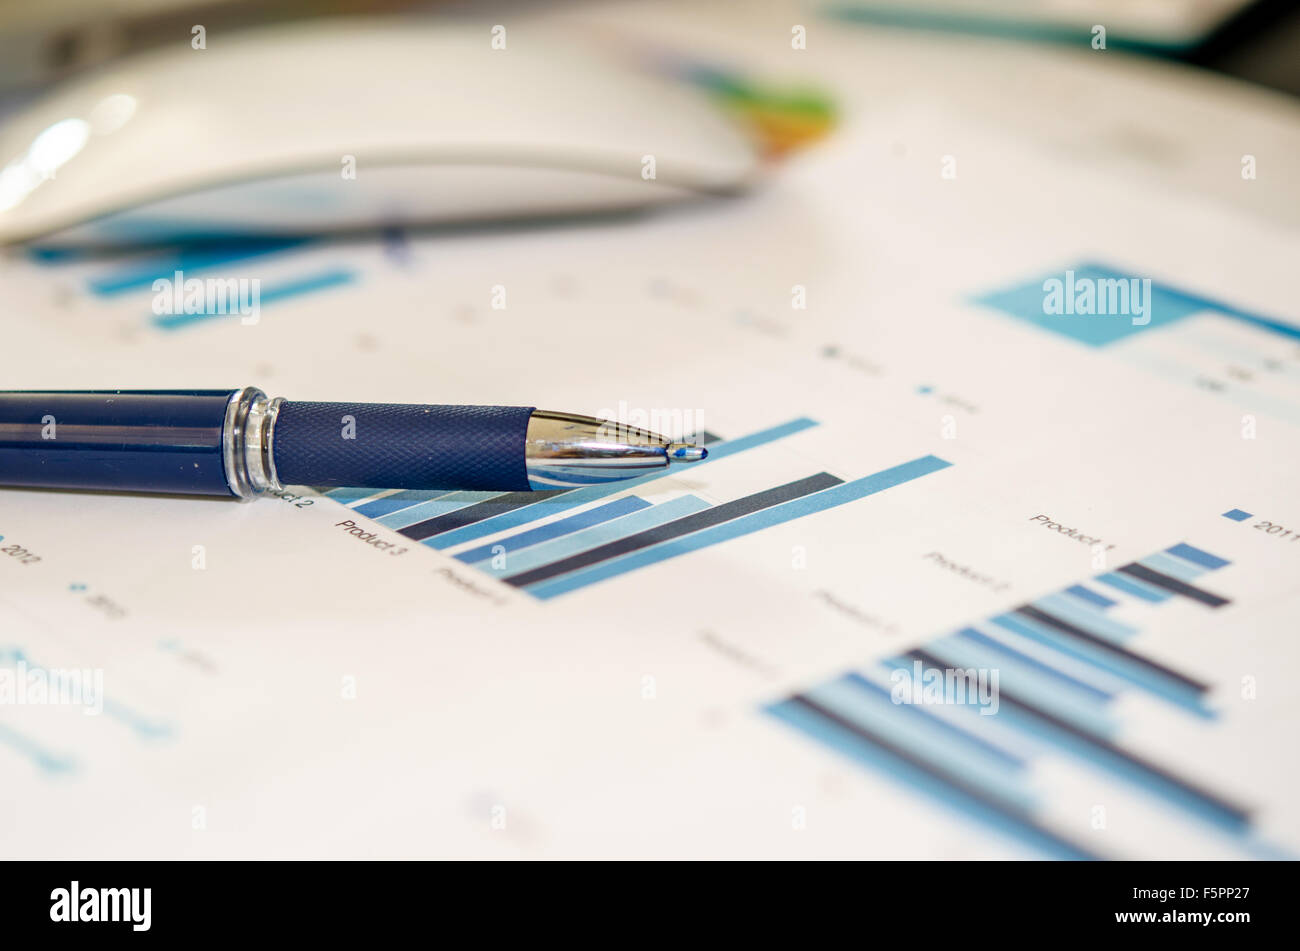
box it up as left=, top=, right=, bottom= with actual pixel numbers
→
left=272, top=402, right=535, bottom=491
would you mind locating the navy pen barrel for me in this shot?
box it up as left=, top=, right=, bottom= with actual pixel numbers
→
left=0, top=391, right=682, bottom=499
left=0, top=390, right=236, bottom=496
left=0, top=390, right=539, bottom=498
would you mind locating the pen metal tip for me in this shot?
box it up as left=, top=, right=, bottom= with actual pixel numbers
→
left=667, top=443, right=707, bottom=463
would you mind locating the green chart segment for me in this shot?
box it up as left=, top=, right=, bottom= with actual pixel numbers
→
left=325, top=419, right=952, bottom=598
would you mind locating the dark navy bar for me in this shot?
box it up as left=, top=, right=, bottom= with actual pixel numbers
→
left=777, top=693, right=1098, bottom=859
left=955, top=627, right=1115, bottom=702
left=398, top=491, right=566, bottom=541
left=506, top=471, right=843, bottom=588
left=908, top=650, right=1250, bottom=831
left=1014, top=604, right=1210, bottom=694
left=1117, top=562, right=1231, bottom=608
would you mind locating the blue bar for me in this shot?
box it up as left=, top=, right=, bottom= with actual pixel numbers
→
left=528, top=454, right=951, bottom=599
left=1167, top=542, right=1230, bottom=570
left=375, top=491, right=492, bottom=529
left=0, top=724, right=76, bottom=774
left=260, top=268, right=356, bottom=304
left=962, top=623, right=1126, bottom=698
left=990, top=613, right=1210, bottom=716
left=355, top=490, right=455, bottom=520
left=455, top=496, right=650, bottom=564
left=325, top=486, right=383, bottom=505
left=153, top=268, right=356, bottom=330
left=1222, top=509, right=1252, bottom=522
left=927, top=635, right=1116, bottom=737
left=101, top=699, right=173, bottom=740
left=875, top=657, right=1045, bottom=761
left=90, top=237, right=315, bottom=295
left=1065, top=584, right=1115, bottom=610
left=1141, top=550, right=1206, bottom=583
left=695, top=417, right=818, bottom=460
left=1097, top=571, right=1169, bottom=603
left=424, top=486, right=620, bottom=550
left=763, top=699, right=1095, bottom=860
left=1034, top=593, right=1138, bottom=644
left=947, top=685, right=1248, bottom=834
left=491, top=494, right=712, bottom=579
left=847, top=670, right=1027, bottom=769
left=425, top=418, right=821, bottom=550
left=806, top=677, right=1034, bottom=807
left=954, top=627, right=1115, bottom=702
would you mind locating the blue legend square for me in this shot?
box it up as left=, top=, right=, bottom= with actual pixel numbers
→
left=1222, top=509, right=1252, bottom=522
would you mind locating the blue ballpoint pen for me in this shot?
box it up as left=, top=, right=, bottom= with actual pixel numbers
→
left=0, top=388, right=706, bottom=499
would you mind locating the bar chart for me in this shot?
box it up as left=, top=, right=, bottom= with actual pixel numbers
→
left=28, top=236, right=361, bottom=331
left=976, top=262, right=1300, bottom=425
left=763, top=540, right=1273, bottom=859
left=325, top=419, right=952, bottom=600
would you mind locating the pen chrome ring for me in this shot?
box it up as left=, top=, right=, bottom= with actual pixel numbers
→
left=243, top=394, right=283, bottom=494
left=222, top=386, right=283, bottom=500
left=259, top=397, right=284, bottom=492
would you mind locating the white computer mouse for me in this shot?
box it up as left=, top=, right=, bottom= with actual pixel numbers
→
left=0, top=19, right=759, bottom=247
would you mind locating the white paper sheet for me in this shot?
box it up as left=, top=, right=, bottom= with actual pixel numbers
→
left=2, top=4, right=1298, bottom=858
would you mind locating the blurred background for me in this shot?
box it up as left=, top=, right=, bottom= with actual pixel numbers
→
left=2, top=0, right=1299, bottom=100
left=1, top=0, right=1297, bottom=257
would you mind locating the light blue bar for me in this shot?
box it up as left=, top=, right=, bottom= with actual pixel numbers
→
left=1141, top=550, right=1206, bottom=583
left=1221, top=509, right=1252, bottom=522
left=429, top=417, right=820, bottom=550
left=953, top=627, right=1114, bottom=702
left=0, top=724, right=76, bottom=775
left=455, top=496, right=650, bottom=564
left=325, top=487, right=383, bottom=505
left=990, top=613, right=1210, bottom=717
left=262, top=268, right=357, bottom=304
left=153, top=268, right=356, bottom=329
left=90, top=236, right=314, bottom=294
left=927, top=635, right=1116, bottom=738
left=489, top=495, right=712, bottom=579
left=1097, top=571, right=1169, bottom=603
left=963, top=621, right=1125, bottom=698
left=696, top=417, right=818, bottom=460
left=874, top=658, right=1045, bottom=761
left=1035, top=593, right=1138, bottom=644
left=345, top=419, right=811, bottom=535
left=1167, top=542, right=1230, bottom=570
left=850, top=669, right=1027, bottom=768
left=529, top=454, right=951, bottom=599
left=426, top=485, right=633, bottom=550
left=355, top=490, right=455, bottom=520
left=806, top=677, right=1035, bottom=811
left=374, top=491, right=493, bottom=529
left=100, top=699, right=173, bottom=740
left=938, top=683, right=1247, bottom=834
